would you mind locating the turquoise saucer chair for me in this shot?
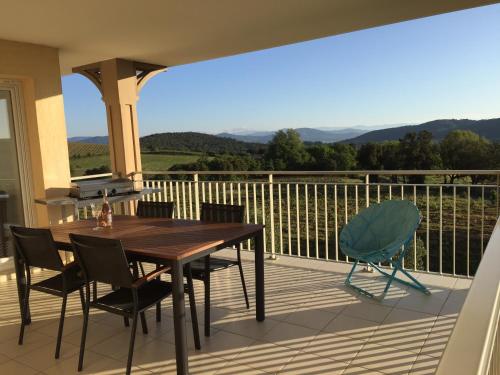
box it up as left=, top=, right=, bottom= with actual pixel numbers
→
left=339, top=200, right=430, bottom=298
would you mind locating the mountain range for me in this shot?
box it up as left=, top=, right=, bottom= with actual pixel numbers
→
left=68, top=117, right=500, bottom=147
left=342, top=118, right=500, bottom=144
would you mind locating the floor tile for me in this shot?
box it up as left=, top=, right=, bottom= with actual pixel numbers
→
left=15, top=340, right=79, bottom=371
left=342, top=301, right=392, bottom=323
left=409, top=354, right=440, bottom=374
left=232, top=340, right=298, bottom=374
left=132, top=340, right=176, bottom=373
left=63, top=321, right=122, bottom=348
left=395, top=288, right=448, bottom=316
left=0, top=330, right=53, bottom=358
left=342, top=364, right=385, bottom=374
left=261, top=321, right=319, bottom=350
left=188, top=330, right=254, bottom=360
left=302, top=332, right=365, bottom=364
left=350, top=343, right=418, bottom=374
left=284, top=306, right=338, bottom=330
left=368, top=308, right=436, bottom=353
left=279, top=352, right=348, bottom=374
left=217, top=314, right=280, bottom=340
left=215, top=361, right=266, bottom=374
left=323, top=314, right=379, bottom=341
left=43, top=349, right=150, bottom=375
left=418, top=315, right=457, bottom=358
left=0, top=359, right=39, bottom=375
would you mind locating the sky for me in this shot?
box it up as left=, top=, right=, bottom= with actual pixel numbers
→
left=62, top=3, right=500, bottom=138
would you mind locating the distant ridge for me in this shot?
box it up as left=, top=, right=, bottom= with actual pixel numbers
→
left=342, top=118, right=500, bottom=144
left=139, top=132, right=264, bottom=154
left=68, top=136, right=108, bottom=144
left=218, top=127, right=366, bottom=143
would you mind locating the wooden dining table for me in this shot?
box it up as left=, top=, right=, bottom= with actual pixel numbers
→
left=14, top=215, right=265, bottom=375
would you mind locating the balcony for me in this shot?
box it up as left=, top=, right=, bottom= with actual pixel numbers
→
left=0, top=170, right=498, bottom=374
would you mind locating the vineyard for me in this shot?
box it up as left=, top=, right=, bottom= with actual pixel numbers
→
left=68, top=142, right=108, bottom=157
left=68, top=142, right=204, bottom=176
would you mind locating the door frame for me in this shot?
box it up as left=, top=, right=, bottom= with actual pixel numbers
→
left=0, top=79, right=35, bottom=227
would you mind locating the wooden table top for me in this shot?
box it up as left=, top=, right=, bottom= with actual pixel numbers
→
left=50, top=216, right=264, bottom=261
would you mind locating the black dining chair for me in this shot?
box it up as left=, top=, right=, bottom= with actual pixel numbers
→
left=135, top=200, right=174, bottom=322
left=136, top=200, right=174, bottom=219
left=192, top=203, right=249, bottom=336
left=10, top=226, right=85, bottom=359
left=70, top=233, right=200, bottom=375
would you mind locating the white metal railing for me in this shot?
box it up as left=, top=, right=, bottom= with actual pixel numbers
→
left=139, top=170, right=500, bottom=278
left=436, top=217, right=500, bottom=375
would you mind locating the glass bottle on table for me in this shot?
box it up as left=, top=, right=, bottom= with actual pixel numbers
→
left=101, top=189, right=112, bottom=227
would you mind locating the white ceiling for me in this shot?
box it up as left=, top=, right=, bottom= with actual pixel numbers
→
left=0, top=0, right=497, bottom=74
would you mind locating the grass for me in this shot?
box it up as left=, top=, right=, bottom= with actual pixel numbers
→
left=70, top=152, right=202, bottom=177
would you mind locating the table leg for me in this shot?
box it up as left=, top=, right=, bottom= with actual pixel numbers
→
left=204, top=255, right=210, bottom=337
left=255, top=229, right=265, bottom=322
left=14, top=246, right=30, bottom=324
left=172, top=260, right=189, bottom=375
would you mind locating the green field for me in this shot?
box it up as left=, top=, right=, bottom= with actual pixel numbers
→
left=69, top=152, right=202, bottom=176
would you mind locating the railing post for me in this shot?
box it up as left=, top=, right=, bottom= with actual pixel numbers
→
left=364, top=173, right=374, bottom=272
left=268, top=173, right=276, bottom=260
left=194, top=173, right=200, bottom=220
left=365, top=174, right=370, bottom=207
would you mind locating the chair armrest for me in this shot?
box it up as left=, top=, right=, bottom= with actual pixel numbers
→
left=132, top=265, right=171, bottom=288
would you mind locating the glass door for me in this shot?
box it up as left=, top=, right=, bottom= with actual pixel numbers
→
left=0, top=89, right=25, bottom=257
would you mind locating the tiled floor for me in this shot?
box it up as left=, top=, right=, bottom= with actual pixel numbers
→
left=0, top=250, right=470, bottom=374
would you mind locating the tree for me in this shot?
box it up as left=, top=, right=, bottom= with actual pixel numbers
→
left=398, top=131, right=441, bottom=183
left=264, top=129, right=310, bottom=170
left=357, top=143, right=382, bottom=170
left=380, top=141, right=402, bottom=182
left=440, top=130, right=492, bottom=183
left=331, top=143, right=357, bottom=171
left=306, top=144, right=337, bottom=170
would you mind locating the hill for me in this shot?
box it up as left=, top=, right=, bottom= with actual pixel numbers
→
left=139, top=132, right=265, bottom=154
left=343, top=118, right=500, bottom=144
left=68, top=136, right=109, bottom=144
left=218, top=127, right=366, bottom=143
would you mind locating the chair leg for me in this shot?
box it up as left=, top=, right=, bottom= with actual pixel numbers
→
left=237, top=245, right=250, bottom=309
left=156, top=265, right=162, bottom=322
left=18, top=286, right=30, bottom=345
left=186, top=264, right=201, bottom=350
left=204, top=255, right=211, bottom=337
left=78, top=289, right=91, bottom=372
left=123, top=317, right=130, bottom=327
left=382, top=266, right=399, bottom=295
left=344, top=260, right=376, bottom=298
left=55, top=294, right=67, bottom=359
left=78, top=288, right=85, bottom=311
left=126, top=312, right=139, bottom=375
left=371, top=263, right=430, bottom=295
left=140, top=312, right=148, bottom=335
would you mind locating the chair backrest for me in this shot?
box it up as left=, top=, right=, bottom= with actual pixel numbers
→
left=137, top=201, right=174, bottom=218
left=200, top=203, right=245, bottom=224
left=340, top=200, right=421, bottom=259
left=70, top=234, right=133, bottom=288
left=10, top=226, right=63, bottom=271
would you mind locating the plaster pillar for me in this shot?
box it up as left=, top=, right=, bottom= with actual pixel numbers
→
left=73, top=59, right=165, bottom=211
